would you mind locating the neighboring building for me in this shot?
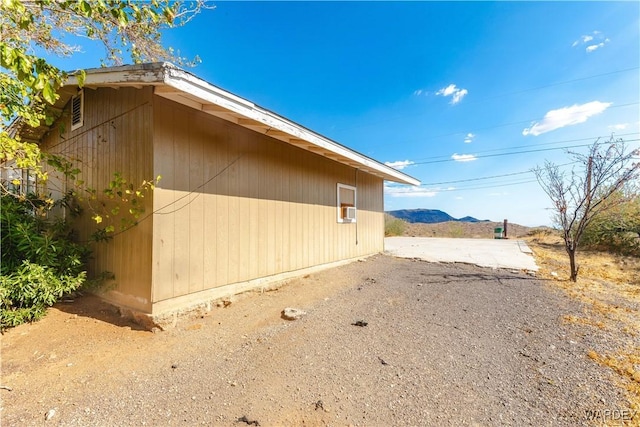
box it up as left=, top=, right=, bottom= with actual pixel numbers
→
left=12, top=63, right=419, bottom=324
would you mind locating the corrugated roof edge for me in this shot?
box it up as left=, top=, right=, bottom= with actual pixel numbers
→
left=63, top=62, right=420, bottom=186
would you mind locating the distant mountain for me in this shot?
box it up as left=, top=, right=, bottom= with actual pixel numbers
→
left=386, top=209, right=489, bottom=224
left=457, top=216, right=486, bottom=223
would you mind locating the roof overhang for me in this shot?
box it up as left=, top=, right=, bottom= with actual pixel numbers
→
left=28, top=62, right=421, bottom=186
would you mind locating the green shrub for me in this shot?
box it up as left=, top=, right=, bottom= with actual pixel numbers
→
left=0, top=261, right=86, bottom=328
left=447, top=223, right=465, bottom=238
left=385, top=214, right=406, bottom=236
left=1, top=195, right=90, bottom=330
left=581, top=196, right=640, bottom=256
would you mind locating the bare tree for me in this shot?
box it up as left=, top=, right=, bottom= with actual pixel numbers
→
left=533, top=136, right=640, bottom=281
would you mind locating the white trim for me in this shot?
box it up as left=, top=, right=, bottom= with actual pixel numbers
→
left=63, top=63, right=420, bottom=186
left=160, top=65, right=419, bottom=185
left=337, top=183, right=357, bottom=223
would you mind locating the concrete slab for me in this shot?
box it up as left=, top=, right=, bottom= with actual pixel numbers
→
left=384, top=237, right=539, bottom=272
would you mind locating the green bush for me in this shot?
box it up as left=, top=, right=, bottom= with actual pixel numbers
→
left=1, top=195, right=90, bottom=330
left=385, top=214, right=406, bottom=236
left=581, top=196, right=640, bottom=256
left=0, top=261, right=86, bottom=328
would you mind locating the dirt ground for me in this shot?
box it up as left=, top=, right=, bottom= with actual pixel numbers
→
left=0, top=254, right=635, bottom=426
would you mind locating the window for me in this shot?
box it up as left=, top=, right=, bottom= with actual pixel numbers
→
left=71, top=90, right=84, bottom=131
left=4, top=168, right=37, bottom=195
left=337, top=183, right=356, bottom=223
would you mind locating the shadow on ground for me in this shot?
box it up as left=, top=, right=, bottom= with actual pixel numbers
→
left=54, top=293, right=148, bottom=331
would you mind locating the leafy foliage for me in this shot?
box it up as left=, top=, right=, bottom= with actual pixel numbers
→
left=0, top=262, right=86, bottom=329
left=581, top=194, right=640, bottom=256
left=41, top=152, right=160, bottom=240
left=1, top=0, right=210, bottom=181
left=384, top=214, right=406, bottom=236
left=0, top=0, right=209, bottom=328
left=1, top=196, right=89, bottom=330
left=86, top=172, right=160, bottom=241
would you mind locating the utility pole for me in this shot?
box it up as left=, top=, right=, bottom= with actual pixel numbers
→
left=586, top=156, right=593, bottom=204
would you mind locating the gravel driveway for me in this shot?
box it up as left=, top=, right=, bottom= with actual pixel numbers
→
left=1, top=255, right=630, bottom=426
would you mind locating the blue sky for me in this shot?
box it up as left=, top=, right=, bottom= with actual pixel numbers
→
left=49, top=1, right=639, bottom=226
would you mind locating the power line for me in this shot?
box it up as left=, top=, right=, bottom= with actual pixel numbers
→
left=333, top=67, right=640, bottom=133
left=384, top=102, right=640, bottom=151
left=465, top=67, right=640, bottom=104
left=393, top=136, right=640, bottom=190
left=154, top=154, right=244, bottom=216
left=393, top=135, right=640, bottom=191
left=386, top=179, right=539, bottom=195
left=409, top=132, right=639, bottom=163
left=84, top=155, right=243, bottom=242
left=409, top=138, right=640, bottom=166
left=439, top=179, right=539, bottom=192
left=417, top=161, right=580, bottom=186
left=413, top=143, right=591, bottom=165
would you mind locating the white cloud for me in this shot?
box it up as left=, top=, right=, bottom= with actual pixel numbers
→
left=451, top=153, right=477, bottom=162
left=384, top=184, right=439, bottom=198
left=586, top=42, right=605, bottom=52
left=572, top=31, right=609, bottom=52
left=608, top=123, right=628, bottom=131
left=463, top=133, right=475, bottom=143
left=522, top=101, right=612, bottom=136
left=436, top=84, right=468, bottom=105
left=385, top=160, right=415, bottom=170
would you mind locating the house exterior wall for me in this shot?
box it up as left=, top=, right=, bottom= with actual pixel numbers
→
left=38, top=87, right=155, bottom=312
left=151, top=96, right=384, bottom=312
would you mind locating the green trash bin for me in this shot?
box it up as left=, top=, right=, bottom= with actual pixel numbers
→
left=494, top=227, right=503, bottom=239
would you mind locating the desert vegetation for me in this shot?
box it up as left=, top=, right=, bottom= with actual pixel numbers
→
left=384, top=213, right=406, bottom=236
left=526, top=227, right=640, bottom=414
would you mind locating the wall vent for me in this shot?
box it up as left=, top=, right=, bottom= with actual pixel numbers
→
left=71, top=91, right=84, bottom=131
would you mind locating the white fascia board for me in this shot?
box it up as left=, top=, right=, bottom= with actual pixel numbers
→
left=162, top=65, right=420, bottom=186
left=62, top=63, right=419, bottom=186
left=65, top=63, right=166, bottom=87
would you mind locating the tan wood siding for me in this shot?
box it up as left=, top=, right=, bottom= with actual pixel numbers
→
left=152, top=96, right=384, bottom=305
left=38, top=87, right=154, bottom=312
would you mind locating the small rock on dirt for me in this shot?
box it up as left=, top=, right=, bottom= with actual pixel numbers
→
left=237, top=415, right=260, bottom=425
left=45, top=409, right=56, bottom=421
left=281, top=307, right=306, bottom=320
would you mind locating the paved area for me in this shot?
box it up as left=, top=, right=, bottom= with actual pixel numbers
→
left=384, top=236, right=539, bottom=272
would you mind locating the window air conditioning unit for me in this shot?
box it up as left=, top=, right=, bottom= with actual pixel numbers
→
left=345, top=206, right=357, bottom=220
